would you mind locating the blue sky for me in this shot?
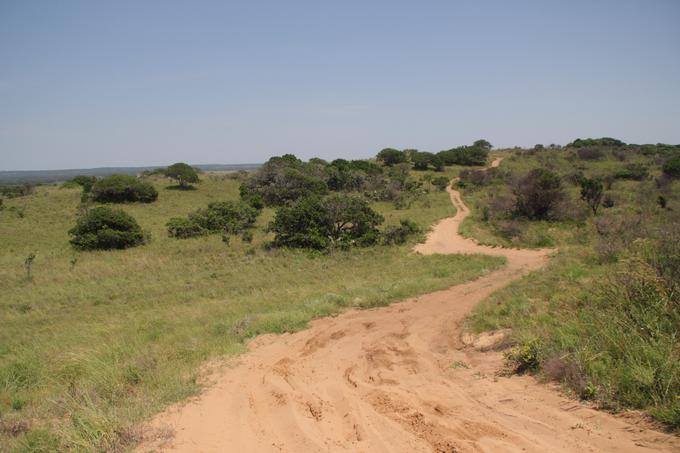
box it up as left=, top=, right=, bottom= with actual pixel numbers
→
left=1, top=0, right=679, bottom=170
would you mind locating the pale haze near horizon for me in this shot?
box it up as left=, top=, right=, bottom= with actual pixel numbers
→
left=1, top=0, right=679, bottom=171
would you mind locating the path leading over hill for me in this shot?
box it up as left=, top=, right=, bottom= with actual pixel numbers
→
left=138, top=158, right=679, bottom=452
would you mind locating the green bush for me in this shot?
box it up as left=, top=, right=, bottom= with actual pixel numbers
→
left=512, top=168, right=564, bottom=220
left=69, top=207, right=146, bottom=250
left=91, top=175, right=158, bottom=203
left=168, top=201, right=259, bottom=239
left=240, top=155, right=328, bottom=206
left=431, top=176, right=449, bottom=191
left=614, top=163, right=649, bottom=180
left=0, top=184, right=34, bottom=198
left=190, top=201, right=258, bottom=234
left=376, top=148, right=407, bottom=166
left=270, top=194, right=383, bottom=250
left=69, top=175, right=97, bottom=192
left=382, top=219, right=421, bottom=245
left=437, top=144, right=488, bottom=166
left=166, top=217, right=207, bottom=238
left=663, top=155, right=680, bottom=178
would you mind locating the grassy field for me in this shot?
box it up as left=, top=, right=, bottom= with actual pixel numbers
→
left=0, top=170, right=503, bottom=451
left=463, top=148, right=680, bottom=430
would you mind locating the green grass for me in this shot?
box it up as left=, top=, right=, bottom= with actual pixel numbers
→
left=0, top=172, right=504, bottom=452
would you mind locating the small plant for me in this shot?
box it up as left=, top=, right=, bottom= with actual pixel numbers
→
left=658, top=195, right=667, bottom=209
left=505, top=339, right=540, bottom=374
left=602, top=194, right=615, bottom=208
left=241, top=231, right=253, bottom=243
left=166, top=217, right=207, bottom=238
left=24, top=252, right=36, bottom=280
left=450, top=360, right=469, bottom=369
left=69, top=256, right=78, bottom=271
left=221, top=233, right=231, bottom=245
left=382, top=219, right=421, bottom=245
left=578, top=177, right=604, bottom=214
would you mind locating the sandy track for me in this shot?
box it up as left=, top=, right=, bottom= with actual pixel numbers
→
left=138, top=158, right=679, bottom=452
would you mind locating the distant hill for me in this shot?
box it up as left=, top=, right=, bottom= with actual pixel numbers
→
left=0, top=163, right=261, bottom=184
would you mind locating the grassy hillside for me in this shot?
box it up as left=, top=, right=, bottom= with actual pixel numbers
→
left=463, top=145, right=680, bottom=430
left=0, top=170, right=503, bottom=451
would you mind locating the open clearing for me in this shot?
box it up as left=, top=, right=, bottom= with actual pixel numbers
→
left=137, top=159, right=680, bottom=452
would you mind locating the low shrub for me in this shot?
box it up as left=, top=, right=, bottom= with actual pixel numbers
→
left=69, top=207, right=146, bottom=250
left=382, top=219, right=421, bottom=245
left=91, top=175, right=158, bottom=203
left=0, top=184, right=34, bottom=198
left=166, top=217, right=207, bottom=238
left=575, top=148, right=604, bottom=160
left=69, top=175, right=97, bottom=192
left=662, top=155, right=680, bottom=178
left=614, top=163, right=649, bottom=181
left=512, top=169, right=564, bottom=220
left=431, top=176, right=449, bottom=191
left=168, top=201, right=259, bottom=239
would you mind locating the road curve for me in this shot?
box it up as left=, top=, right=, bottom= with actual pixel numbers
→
left=137, top=158, right=679, bottom=453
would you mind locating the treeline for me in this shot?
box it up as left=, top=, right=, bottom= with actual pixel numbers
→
left=60, top=142, right=481, bottom=251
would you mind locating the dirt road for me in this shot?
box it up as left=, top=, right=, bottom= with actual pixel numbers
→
left=138, top=158, right=679, bottom=452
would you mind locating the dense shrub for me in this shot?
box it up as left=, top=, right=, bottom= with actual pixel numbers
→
left=376, top=148, right=407, bottom=166
left=166, top=217, right=207, bottom=238
left=69, top=207, right=146, bottom=250
left=325, top=159, right=384, bottom=192
left=458, top=167, right=508, bottom=188
left=662, top=155, right=680, bottom=178
left=575, top=147, right=604, bottom=160
left=567, top=137, right=626, bottom=148
left=240, top=155, right=328, bottom=206
left=382, top=219, right=421, bottom=245
left=512, top=169, right=564, bottom=220
left=0, top=184, right=34, bottom=198
left=411, top=151, right=443, bottom=171
left=614, top=163, right=649, bottom=180
left=270, top=194, right=383, bottom=249
left=431, top=176, right=449, bottom=191
left=91, top=175, right=158, bottom=203
left=164, top=162, right=199, bottom=188
left=437, top=145, right=488, bottom=166
left=69, top=175, right=97, bottom=192
left=168, top=201, right=259, bottom=238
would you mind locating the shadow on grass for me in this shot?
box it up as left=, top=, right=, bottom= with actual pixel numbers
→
left=164, top=185, right=198, bottom=191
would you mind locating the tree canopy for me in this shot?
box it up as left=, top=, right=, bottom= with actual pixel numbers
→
left=164, top=162, right=199, bottom=188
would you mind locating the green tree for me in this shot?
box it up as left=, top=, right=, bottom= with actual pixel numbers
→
left=473, top=139, right=493, bottom=151
left=164, top=162, right=199, bottom=188
left=376, top=148, right=407, bottom=166
left=270, top=194, right=383, bottom=249
left=579, top=177, right=604, bottom=214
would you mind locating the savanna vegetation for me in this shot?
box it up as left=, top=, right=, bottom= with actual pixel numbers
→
left=0, top=146, right=503, bottom=452
left=462, top=139, right=680, bottom=430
